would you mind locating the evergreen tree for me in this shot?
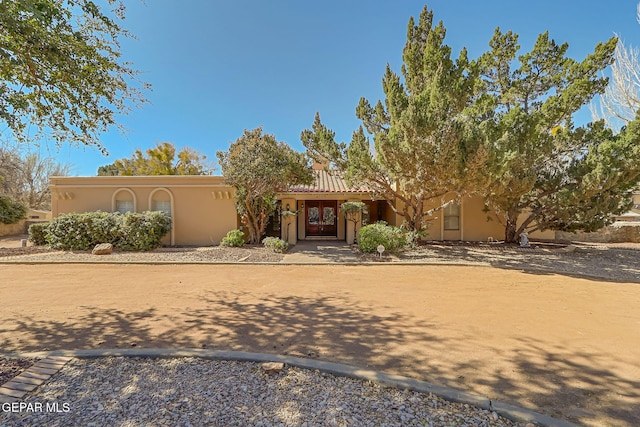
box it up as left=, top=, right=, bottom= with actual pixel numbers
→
left=302, top=6, right=484, bottom=233
left=472, top=29, right=640, bottom=242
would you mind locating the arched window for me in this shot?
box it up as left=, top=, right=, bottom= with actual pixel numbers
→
left=149, top=188, right=175, bottom=245
left=111, top=188, right=136, bottom=214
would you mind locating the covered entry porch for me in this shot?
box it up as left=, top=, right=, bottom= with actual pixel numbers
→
left=276, top=168, right=392, bottom=245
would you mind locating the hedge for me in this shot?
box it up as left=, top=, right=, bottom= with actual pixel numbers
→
left=30, top=211, right=171, bottom=251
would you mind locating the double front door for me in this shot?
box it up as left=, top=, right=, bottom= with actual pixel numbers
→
left=305, top=201, right=337, bottom=237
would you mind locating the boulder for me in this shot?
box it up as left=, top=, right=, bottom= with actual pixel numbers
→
left=92, top=243, right=113, bottom=255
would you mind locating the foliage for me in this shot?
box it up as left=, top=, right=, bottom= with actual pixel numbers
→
left=262, top=236, right=289, bottom=253
left=302, top=6, right=484, bottom=233
left=0, top=195, right=27, bottom=224
left=0, top=146, right=70, bottom=210
left=217, top=127, right=314, bottom=244
left=220, top=229, right=245, bottom=247
left=358, top=222, right=408, bottom=254
left=44, top=211, right=170, bottom=251
left=28, top=222, right=49, bottom=245
left=470, top=27, right=635, bottom=241
left=341, top=201, right=366, bottom=242
left=117, top=211, right=172, bottom=251
left=340, top=201, right=366, bottom=224
left=96, top=163, right=120, bottom=176
left=98, top=142, right=212, bottom=176
left=0, top=0, right=149, bottom=152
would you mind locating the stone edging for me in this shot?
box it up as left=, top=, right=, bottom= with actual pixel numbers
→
left=2, top=348, right=578, bottom=427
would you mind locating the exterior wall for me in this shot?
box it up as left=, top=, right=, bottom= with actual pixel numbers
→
left=392, top=195, right=554, bottom=242
left=50, top=176, right=238, bottom=246
left=556, top=222, right=640, bottom=243
left=279, top=197, right=297, bottom=245
left=0, top=209, right=52, bottom=237
left=0, top=222, right=27, bottom=237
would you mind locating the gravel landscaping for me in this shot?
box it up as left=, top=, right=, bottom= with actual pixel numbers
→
left=0, top=357, right=38, bottom=386
left=2, top=240, right=638, bottom=283
left=1, top=237, right=637, bottom=426
left=0, top=357, right=529, bottom=427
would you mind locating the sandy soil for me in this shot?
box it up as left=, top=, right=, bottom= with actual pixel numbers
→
left=1, top=264, right=638, bottom=426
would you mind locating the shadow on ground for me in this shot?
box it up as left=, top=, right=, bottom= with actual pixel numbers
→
left=2, top=290, right=638, bottom=426
left=399, top=245, right=640, bottom=283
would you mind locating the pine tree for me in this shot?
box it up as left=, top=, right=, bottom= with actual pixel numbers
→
left=472, top=29, right=639, bottom=242
left=302, top=6, right=483, bottom=233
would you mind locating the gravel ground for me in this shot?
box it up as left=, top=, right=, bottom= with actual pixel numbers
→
left=0, top=245, right=285, bottom=263
left=360, top=242, right=640, bottom=282
left=0, top=357, right=529, bottom=427
left=1, top=239, right=636, bottom=426
left=0, top=358, right=38, bottom=385
left=1, top=241, right=639, bottom=282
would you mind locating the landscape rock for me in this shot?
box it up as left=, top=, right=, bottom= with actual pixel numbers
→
left=92, top=243, right=113, bottom=255
left=260, top=362, right=284, bottom=375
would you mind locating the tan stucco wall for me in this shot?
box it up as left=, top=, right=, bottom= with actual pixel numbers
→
left=50, top=176, right=238, bottom=246
left=392, top=195, right=554, bottom=242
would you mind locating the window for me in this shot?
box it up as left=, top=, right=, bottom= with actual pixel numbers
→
left=115, top=200, right=134, bottom=214
left=443, top=203, right=460, bottom=230
left=152, top=200, right=172, bottom=217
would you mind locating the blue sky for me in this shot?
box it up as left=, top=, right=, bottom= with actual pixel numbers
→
left=25, top=1, right=640, bottom=175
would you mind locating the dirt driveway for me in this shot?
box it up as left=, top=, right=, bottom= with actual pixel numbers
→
left=1, top=264, right=639, bottom=426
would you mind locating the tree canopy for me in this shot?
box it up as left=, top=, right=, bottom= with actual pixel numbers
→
left=302, top=7, right=485, bottom=233
left=97, top=142, right=212, bottom=176
left=217, top=127, right=313, bottom=244
left=304, top=6, right=640, bottom=242
left=0, top=145, right=70, bottom=210
left=0, top=0, right=148, bottom=152
left=471, top=28, right=640, bottom=242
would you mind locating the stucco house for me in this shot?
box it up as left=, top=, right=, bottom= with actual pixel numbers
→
left=49, top=162, right=554, bottom=246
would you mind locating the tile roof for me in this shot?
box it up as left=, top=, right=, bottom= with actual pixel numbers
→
left=288, top=169, right=371, bottom=193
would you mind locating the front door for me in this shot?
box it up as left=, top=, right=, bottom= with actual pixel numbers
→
left=306, top=201, right=337, bottom=237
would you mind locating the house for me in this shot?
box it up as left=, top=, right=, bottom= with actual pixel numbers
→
left=49, top=165, right=555, bottom=246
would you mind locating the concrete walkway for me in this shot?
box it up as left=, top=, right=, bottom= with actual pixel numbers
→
left=282, top=240, right=361, bottom=263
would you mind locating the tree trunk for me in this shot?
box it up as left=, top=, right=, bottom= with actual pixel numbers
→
left=504, top=212, right=518, bottom=243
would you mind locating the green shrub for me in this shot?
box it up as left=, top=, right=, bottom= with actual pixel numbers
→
left=45, top=211, right=171, bottom=251
left=358, top=222, right=408, bottom=254
left=0, top=195, right=27, bottom=225
left=118, top=211, right=172, bottom=251
left=220, top=229, right=245, bottom=247
left=46, top=212, right=97, bottom=250
left=262, top=236, right=289, bottom=253
left=28, top=222, right=49, bottom=246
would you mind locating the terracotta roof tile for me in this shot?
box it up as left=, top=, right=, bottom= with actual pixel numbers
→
left=288, top=170, right=370, bottom=193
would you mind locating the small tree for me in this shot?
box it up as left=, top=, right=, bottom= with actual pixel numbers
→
left=217, top=128, right=313, bottom=244
left=340, top=201, right=366, bottom=242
